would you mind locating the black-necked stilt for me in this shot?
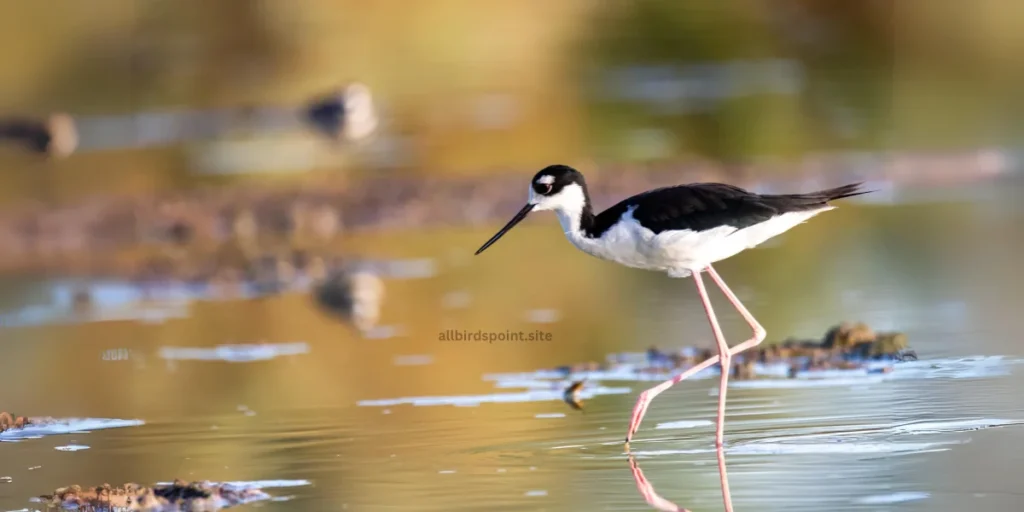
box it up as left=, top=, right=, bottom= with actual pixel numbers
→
left=0, top=113, right=77, bottom=158
left=304, top=82, right=379, bottom=143
left=314, top=267, right=386, bottom=333
left=475, top=164, right=868, bottom=510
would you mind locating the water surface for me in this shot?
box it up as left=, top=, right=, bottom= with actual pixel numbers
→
left=1, top=181, right=1023, bottom=511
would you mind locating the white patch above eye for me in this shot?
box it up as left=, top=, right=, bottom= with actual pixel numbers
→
left=536, top=175, right=555, bottom=185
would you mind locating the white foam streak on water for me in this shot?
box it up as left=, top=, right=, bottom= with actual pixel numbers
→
left=357, top=385, right=631, bottom=407
left=623, top=417, right=1024, bottom=463
left=753, top=418, right=1024, bottom=446
left=0, top=418, right=143, bottom=442
left=719, top=376, right=890, bottom=391
left=484, top=356, right=1014, bottom=392
left=153, top=480, right=312, bottom=489
left=853, top=492, right=930, bottom=504
left=655, top=420, right=714, bottom=430
left=362, top=356, right=1018, bottom=412
left=158, top=342, right=310, bottom=362
left=53, top=444, right=90, bottom=452
left=891, top=418, right=1024, bottom=434
left=728, top=441, right=956, bottom=455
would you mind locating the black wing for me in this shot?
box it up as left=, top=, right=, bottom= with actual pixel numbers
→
left=589, top=183, right=776, bottom=236
left=588, top=182, right=867, bottom=236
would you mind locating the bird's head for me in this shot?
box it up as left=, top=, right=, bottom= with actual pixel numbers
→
left=475, top=165, right=588, bottom=255
left=526, top=164, right=588, bottom=213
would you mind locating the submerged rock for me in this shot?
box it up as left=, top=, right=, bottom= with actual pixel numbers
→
left=822, top=321, right=877, bottom=350
left=38, top=480, right=270, bottom=511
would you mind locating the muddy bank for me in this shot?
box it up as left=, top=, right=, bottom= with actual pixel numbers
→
left=36, top=480, right=271, bottom=511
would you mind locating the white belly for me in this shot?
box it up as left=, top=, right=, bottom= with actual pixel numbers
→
left=568, top=207, right=831, bottom=277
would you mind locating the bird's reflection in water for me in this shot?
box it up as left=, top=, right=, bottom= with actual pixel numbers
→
left=628, top=446, right=733, bottom=512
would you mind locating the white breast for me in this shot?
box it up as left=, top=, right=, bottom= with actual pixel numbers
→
left=564, top=207, right=832, bottom=277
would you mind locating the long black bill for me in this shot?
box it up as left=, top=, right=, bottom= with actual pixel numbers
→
left=475, top=203, right=535, bottom=255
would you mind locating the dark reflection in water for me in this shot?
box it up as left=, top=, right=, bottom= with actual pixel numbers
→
left=1, top=180, right=1024, bottom=511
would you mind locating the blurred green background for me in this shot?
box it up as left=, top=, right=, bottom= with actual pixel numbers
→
left=0, top=0, right=1020, bottom=201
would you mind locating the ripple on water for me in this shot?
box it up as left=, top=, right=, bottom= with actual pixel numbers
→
left=628, top=440, right=956, bottom=459
left=487, top=355, right=1014, bottom=384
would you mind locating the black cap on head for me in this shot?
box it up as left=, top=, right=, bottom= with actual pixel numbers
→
left=530, top=165, right=584, bottom=197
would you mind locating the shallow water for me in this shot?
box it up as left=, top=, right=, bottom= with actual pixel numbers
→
left=1, top=180, right=1024, bottom=511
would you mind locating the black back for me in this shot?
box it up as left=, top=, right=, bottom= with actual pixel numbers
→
left=589, top=183, right=781, bottom=236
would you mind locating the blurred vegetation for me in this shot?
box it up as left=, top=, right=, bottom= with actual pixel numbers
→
left=0, top=0, right=1020, bottom=203
left=576, top=0, right=1023, bottom=163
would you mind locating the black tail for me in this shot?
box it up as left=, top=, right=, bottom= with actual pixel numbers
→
left=766, top=182, right=873, bottom=211
left=816, top=182, right=874, bottom=202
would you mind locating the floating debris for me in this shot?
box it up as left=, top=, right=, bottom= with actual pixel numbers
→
left=562, top=380, right=586, bottom=411
left=36, top=480, right=276, bottom=511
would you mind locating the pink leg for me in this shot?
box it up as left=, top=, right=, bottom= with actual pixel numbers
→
left=625, top=351, right=722, bottom=444
left=624, top=265, right=763, bottom=511
left=626, top=267, right=746, bottom=444
left=692, top=269, right=732, bottom=451
left=706, top=264, right=767, bottom=356
left=624, top=268, right=741, bottom=445
left=694, top=270, right=735, bottom=512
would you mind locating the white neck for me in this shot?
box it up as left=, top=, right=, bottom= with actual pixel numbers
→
left=530, top=183, right=589, bottom=242
left=554, top=205, right=584, bottom=238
